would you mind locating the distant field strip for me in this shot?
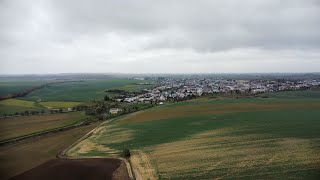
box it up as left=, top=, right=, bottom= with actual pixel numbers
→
left=0, top=112, right=85, bottom=141
left=67, top=97, right=320, bottom=179
left=120, top=101, right=320, bottom=123
left=39, top=101, right=84, bottom=108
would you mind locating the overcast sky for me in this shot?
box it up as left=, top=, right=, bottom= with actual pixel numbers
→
left=1, top=0, right=320, bottom=74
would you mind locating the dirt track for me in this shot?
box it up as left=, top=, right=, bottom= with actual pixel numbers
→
left=10, top=158, right=128, bottom=180
left=4, top=117, right=134, bottom=180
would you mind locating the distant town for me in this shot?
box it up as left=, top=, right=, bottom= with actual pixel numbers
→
left=118, top=77, right=320, bottom=103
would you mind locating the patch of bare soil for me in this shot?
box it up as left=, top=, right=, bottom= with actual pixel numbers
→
left=10, top=158, right=128, bottom=180
left=112, top=161, right=129, bottom=180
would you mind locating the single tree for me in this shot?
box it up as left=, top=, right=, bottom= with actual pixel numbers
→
left=122, top=148, right=131, bottom=158
left=104, top=95, right=110, bottom=101
left=95, top=107, right=103, bottom=115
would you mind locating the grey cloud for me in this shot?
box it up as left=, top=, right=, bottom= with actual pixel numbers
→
left=47, top=0, right=320, bottom=51
left=0, top=0, right=320, bottom=74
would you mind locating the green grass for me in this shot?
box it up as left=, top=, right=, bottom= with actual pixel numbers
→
left=39, top=101, right=84, bottom=108
left=20, top=79, right=150, bottom=102
left=68, top=90, right=320, bottom=179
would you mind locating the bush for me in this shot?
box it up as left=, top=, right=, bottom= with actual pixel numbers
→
left=122, top=148, right=131, bottom=158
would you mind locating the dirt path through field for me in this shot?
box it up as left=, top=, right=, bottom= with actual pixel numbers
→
left=130, top=150, right=158, bottom=180
left=58, top=118, right=134, bottom=180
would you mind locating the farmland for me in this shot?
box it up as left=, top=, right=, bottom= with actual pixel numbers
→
left=0, top=112, right=86, bottom=142
left=0, top=99, right=46, bottom=115
left=11, top=158, right=128, bottom=180
left=0, top=79, right=152, bottom=115
left=38, top=101, right=85, bottom=108
left=0, top=98, right=92, bottom=115
left=0, top=81, right=44, bottom=97
left=67, top=93, right=320, bottom=179
left=0, top=122, right=99, bottom=179
left=20, top=79, right=151, bottom=102
left=261, top=87, right=320, bottom=99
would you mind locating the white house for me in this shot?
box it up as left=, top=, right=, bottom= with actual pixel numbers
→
left=109, top=108, right=122, bottom=115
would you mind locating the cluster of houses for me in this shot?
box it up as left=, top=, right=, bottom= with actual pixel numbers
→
left=114, top=78, right=320, bottom=104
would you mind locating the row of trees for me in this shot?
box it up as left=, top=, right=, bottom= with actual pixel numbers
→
left=50, top=109, right=63, bottom=114
left=1, top=110, right=46, bottom=117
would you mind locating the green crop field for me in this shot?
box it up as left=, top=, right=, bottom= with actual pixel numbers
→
left=0, top=98, right=91, bottom=115
left=0, top=81, right=44, bottom=97
left=0, top=99, right=46, bottom=115
left=67, top=92, right=320, bottom=179
left=0, top=112, right=86, bottom=142
left=19, top=79, right=150, bottom=102
left=261, top=87, right=320, bottom=99
left=0, top=79, right=153, bottom=115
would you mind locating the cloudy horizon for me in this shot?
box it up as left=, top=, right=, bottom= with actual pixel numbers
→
left=1, top=0, right=320, bottom=74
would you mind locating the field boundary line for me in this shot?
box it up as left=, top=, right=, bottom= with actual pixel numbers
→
left=0, top=120, right=88, bottom=147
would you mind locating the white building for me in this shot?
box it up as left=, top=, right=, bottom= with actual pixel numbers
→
left=109, top=108, right=122, bottom=114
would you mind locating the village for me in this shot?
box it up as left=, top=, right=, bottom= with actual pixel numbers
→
left=117, top=77, right=320, bottom=104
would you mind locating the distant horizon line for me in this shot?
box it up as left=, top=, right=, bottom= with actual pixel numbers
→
left=1, top=72, right=320, bottom=76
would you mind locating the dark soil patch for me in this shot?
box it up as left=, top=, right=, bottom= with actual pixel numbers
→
left=10, top=158, right=128, bottom=180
